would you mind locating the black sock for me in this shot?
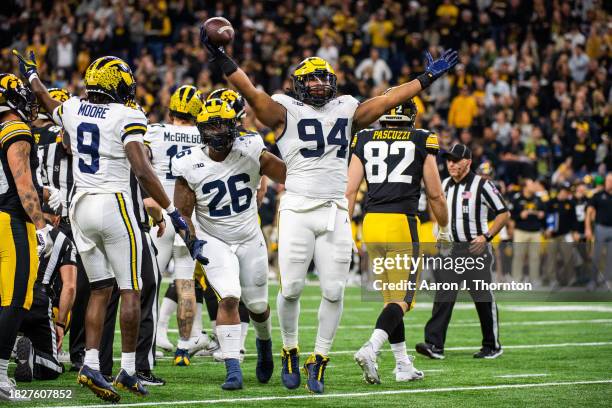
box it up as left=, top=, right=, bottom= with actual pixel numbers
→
left=389, top=319, right=405, bottom=344
left=164, top=282, right=177, bottom=303
left=203, top=285, right=218, bottom=321
left=195, top=285, right=204, bottom=304
left=0, top=306, right=27, bottom=360
left=374, top=303, right=404, bottom=337
left=238, top=301, right=250, bottom=323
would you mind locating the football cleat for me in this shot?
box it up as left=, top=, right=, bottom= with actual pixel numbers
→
left=195, top=333, right=220, bottom=356
left=187, top=332, right=211, bottom=355
left=14, top=337, right=34, bottom=382
left=354, top=342, right=380, bottom=384
left=156, top=332, right=174, bottom=351
left=302, top=353, right=329, bottom=394
left=473, top=347, right=503, bottom=359
left=280, top=347, right=300, bottom=389
left=77, top=365, right=120, bottom=403
left=415, top=342, right=445, bottom=360
left=114, top=369, right=149, bottom=397
left=221, top=358, right=243, bottom=390
left=255, top=338, right=274, bottom=384
left=173, top=348, right=191, bottom=366
left=393, top=356, right=424, bottom=382
left=0, top=377, right=29, bottom=402
left=137, top=370, right=166, bottom=386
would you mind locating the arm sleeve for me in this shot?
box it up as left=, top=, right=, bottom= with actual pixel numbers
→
left=120, top=108, right=148, bottom=146
left=481, top=181, right=508, bottom=214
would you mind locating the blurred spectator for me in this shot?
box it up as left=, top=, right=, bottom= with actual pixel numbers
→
left=568, top=44, right=590, bottom=83
left=485, top=70, right=510, bottom=107
left=544, top=184, right=576, bottom=286
left=366, top=9, right=393, bottom=60
left=355, top=48, right=392, bottom=86
left=510, top=179, right=546, bottom=285
left=447, top=84, right=478, bottom=130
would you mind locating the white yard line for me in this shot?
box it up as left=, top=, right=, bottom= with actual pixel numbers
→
left=152, top=318, right=612, bottom=334
left=495, top=374, right=549, bottom=378
left=148, top=341, right=612, bottom=360
left=46, top=379, right=612, bottom=408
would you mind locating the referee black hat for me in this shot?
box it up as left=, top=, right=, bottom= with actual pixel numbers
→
left=442, top=143, right=472, bottom=161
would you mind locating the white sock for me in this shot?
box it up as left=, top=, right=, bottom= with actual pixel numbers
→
left=390, top=342, right=411, bottom=365
left=121, top=352, right=136, bottom=376
left=217, top=324, right=241, bottom=360
left=84, top=349, right=100, bottom=371
left=277, top=292, right=300, bottom=349
left=0, top=358, right=8, bottom=378
left=211, top=320, right=216, bottom=335
left=240, top=322, right=249, bottom=351
left=191, top=302, right=203, bottom=337
left=252, top=317, right=272, bottom=341
left=369, top=329, right=389, bottom=354
left=177, top=338, right=190, bottom=350
left=314, top=297, right=344, bottom=356
left=158, top=298, right=177, bottom=336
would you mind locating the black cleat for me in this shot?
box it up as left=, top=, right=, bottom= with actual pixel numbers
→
left=114, top=369, right=149, bottom=396
left=255, top=338, right=274, bottom=384
left=137, top=370, right=166, bottom=386
left=415, top=342, right=445, bottom=360
left=473, top=347, right=503, bottom=359
left=77, top=365, right=120, bottom=403
left=14, top=337, right=33, bottom=382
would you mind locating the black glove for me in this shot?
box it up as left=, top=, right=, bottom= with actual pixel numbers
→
left=199, top=24, right=238, bottom=76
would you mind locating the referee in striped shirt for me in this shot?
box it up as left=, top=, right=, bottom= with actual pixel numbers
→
left=416, top=144, right=510, bottom=360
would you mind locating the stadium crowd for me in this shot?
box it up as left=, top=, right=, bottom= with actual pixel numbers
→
left=1, top=0, right=610, bottom=289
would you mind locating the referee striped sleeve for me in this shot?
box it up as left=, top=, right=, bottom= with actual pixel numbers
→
left=482, top=180, right=507, bottom=214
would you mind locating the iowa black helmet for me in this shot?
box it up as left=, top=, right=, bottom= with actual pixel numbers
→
left=380, top=96, right=417, bottom=127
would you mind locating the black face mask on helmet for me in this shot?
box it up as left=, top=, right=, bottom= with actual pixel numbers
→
left=197, top=119, right=238, bottom=154
left=293, top=72, right=337, bottom=107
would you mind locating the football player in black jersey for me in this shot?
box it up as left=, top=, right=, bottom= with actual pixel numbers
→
left=346, top=98, right=449, bottom=384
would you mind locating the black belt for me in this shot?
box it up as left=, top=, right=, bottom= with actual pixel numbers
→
left=141, top=223, right=151, bottom=233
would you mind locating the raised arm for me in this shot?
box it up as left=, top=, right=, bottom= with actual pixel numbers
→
left=352, top=49, right=458, bottom=132
left=259, top=150, right=286, bottom=184
left=13, top=50, right=61, bottom=116
left=200, top=28, right=286, bottom=131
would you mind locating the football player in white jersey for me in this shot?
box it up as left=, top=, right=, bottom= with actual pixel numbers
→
left=172, top=98, right=285, bottom=390
left=15, top=52, right=198, bottom=402
left=202, top=29, right=457, bottom=393
left=144, top=85, right=209, bottom=365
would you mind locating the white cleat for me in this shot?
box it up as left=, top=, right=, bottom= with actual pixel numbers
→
left=194, top=334, right=220, bottom=356
left=57, top=350, right=71, bottom=364
left=156, top=332, right=174, bottom=352
left=155, top=350, right=164, bottom=358
left=354, top=342, right=381, bottom=384
left=393, top=356, right=424, bottom=382
left=0, top=377, right=29, bottom=401
left=187, top=332, right=210, bottom=355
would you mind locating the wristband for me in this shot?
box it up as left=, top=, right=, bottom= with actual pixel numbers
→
left=417, top=72, right=434, bottom=89
left=28, top=72, right=39, bottom=83
left=215, top=54, right=239, bottom=76
left=484, top=232, right=493, bottom=242
left=154, top=216, right=165, bottom=225
left=438, top=224, right=450, bottom=234
left=56, top=322, right=65, bottom=330
left=165, top=204, right=176, bottom=214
